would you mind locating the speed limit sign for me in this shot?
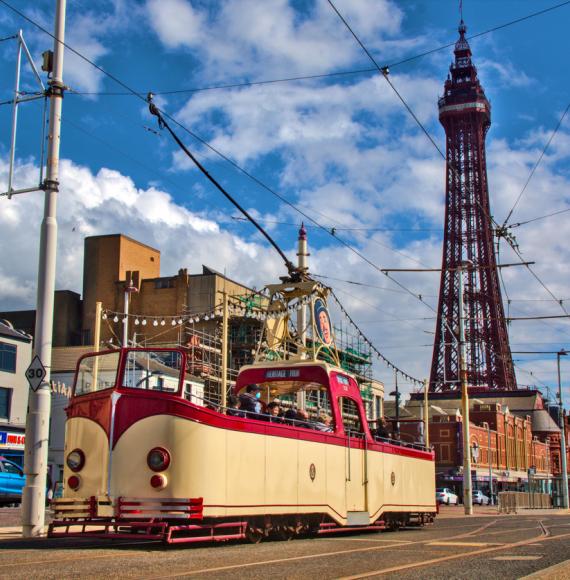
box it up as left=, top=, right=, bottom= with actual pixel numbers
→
left=26, top=355, right=47, bottom=392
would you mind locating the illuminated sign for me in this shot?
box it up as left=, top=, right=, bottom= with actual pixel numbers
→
left=0, top=431, right=26, bottom=449
left=265, top=369, right=301, bottom=379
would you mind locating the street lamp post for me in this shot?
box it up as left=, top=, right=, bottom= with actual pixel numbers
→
left=557, top=349, right=568, bottom=509
left=21, top=0, right=67, bottom=538
left=458, top=260, right=473, bottom=515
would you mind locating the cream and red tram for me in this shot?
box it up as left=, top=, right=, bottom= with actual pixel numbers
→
left=50, top=284, right=436, bottom=543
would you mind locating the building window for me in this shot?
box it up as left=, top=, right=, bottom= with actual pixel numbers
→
left=154, top=279, right=174, bottom=289
left=0, top=342, right=17, bottom=373
left=0, top=388, right=11, bottom=419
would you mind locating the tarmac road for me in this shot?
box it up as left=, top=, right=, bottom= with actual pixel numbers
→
left=0, top=507, right=569, bottom=579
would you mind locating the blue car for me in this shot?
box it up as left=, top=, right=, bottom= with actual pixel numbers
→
left=0, top=457, right=25, bottom=505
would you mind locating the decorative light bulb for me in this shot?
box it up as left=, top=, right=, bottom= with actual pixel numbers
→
left=102, top=312, right=108, bottom=320
left=178, top=319, right=183, bottom=325
left=134, top=319, right=140, bottom=325
left=160, top=319, right=166, bottom=326
left=142, top=319, right=147, bottom=326
left=171, top=319, right=176, bottom=326
left=113, top=315, right=119, bottom=323
left=153, top=320, right=159, bottom=327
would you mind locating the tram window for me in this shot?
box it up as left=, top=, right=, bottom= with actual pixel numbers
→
left=75, top=351, right=120, bottom=395
left=339, top=397, right=365, bottom=436
left=122, top=350, right=181, bottom=393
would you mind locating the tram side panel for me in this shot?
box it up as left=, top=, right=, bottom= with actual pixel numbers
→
left=367, top=449, right=436, bottom=520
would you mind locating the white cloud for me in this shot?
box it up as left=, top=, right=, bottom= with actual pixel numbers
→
left=146, top=0, right=204, bottom=50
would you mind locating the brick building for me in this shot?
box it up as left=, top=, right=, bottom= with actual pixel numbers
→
left=399, top=388, right=568, bottom=501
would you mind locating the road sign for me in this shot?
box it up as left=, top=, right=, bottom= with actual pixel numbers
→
left=25, top=355, right=46, bottom=392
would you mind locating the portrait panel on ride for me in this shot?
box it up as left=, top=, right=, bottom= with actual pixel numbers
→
left=313, top=298, right=332, bottom=346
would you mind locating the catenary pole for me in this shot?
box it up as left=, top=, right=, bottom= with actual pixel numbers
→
left=22, top=0, right=66, bottom=537
left=459, top=261, right=474, bottom=515
left=557, top=350, right=569, bottom=509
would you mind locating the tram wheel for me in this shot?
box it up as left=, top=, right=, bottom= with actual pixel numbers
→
left=245, top=524, right=264, bottom=544
left=275, top=525, right=296, bottom=541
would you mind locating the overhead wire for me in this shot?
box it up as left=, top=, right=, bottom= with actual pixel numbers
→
left=509, top=207, right=570, bottom=229
left=502, top=103, right=570, bottom=227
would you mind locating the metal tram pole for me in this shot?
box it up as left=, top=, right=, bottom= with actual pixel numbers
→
left=458, top=260, right=473, bottom=515
left=488, top=423, right=494, bottom=506
left=557, top=349, right=569, bottom=509
left=221, top=290, right=229, bottom=409
left=22, top=0, right=67, bottom=538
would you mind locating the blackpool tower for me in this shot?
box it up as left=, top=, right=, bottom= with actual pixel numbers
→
left=429, top=21, right=516, bottom=392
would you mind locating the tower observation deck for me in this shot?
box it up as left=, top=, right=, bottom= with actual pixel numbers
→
left=429, top=21, right=516, bottom=392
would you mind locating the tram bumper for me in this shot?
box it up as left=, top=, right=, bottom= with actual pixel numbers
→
left=48, top=496, right=211, bottom=543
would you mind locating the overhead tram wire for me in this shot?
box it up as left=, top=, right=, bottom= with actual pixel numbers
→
left=502, top=103, right=570, bottom=228
left=508, top=207, right=570, bottom=229
left=147, top=97, right=296, bottom=277
left=61, top=1, right=570, bottom=97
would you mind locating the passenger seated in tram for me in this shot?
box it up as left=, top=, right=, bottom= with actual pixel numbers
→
left=374, top=418, right=390, bottom=440
left=239, top=384, right=262, bottom=417
left=314, top=412, right=333, bottom=432
left=283, top=408, right=298, bottom=425
left=265, top=401, right=282, bottom=422
left=226, top=395, right=245, bottom=418
left=295, top=408, right=314, bottom=429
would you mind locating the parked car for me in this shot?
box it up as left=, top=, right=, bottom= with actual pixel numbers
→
left=0, top=457, right=25, bottom=505
left=473, top=490, right=490, bottom=505
left=436, top=487, right=459, bottom=505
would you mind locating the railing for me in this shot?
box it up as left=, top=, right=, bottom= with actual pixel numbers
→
left=498, top=491, right=552, bottom=513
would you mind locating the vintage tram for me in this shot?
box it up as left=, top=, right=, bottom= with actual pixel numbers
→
left=49, top=281, right=436, bottom=543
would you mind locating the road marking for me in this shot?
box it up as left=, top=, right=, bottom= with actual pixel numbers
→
left=337, top=527, right=570, bottom=579
left=492, top=556, right=543, bottom=561
left=428, top=541, right=502, bottom=547
left=324, top=538, right=413, bottom=544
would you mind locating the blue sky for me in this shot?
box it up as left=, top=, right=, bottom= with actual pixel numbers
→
left=1, top=0, right=569, bottom=398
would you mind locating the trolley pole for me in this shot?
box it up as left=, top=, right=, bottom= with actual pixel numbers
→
left=221, top=290, right=229, bottom=409
left=557, top=349, right=569, bottom=509
left=458, top=261, right=473, bottom=515
left=22, top=0, right=67, bottom=538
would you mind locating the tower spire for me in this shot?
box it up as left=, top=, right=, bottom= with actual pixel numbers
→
left=429, top=19, right=516, bottom=392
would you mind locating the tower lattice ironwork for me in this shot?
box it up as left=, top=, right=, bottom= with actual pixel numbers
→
left=429, top=21, right=516, bottom=392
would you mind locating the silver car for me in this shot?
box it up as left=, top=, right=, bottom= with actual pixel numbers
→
left=436, top=487, right=459, bottom=505
left=472, top=490, right=490, bottom=505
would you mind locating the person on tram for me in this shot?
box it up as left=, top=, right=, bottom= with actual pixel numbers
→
left=283, top=408, right=298, bottom=425
left=296, top=408, right=313, bottom=429
left=314, top=413, right=333, bottom=432
left=375, top=418, right=390, bottom=440
left=226, top=395, right=245, bottom=417
left=265, top=401, right=282, bottom=422
left=239, top=384, right=262, bottom=418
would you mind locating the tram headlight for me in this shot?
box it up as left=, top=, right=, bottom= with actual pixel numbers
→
left=66, top=449, right=85, bottom=472
left=147, top=447, right=170, bottom=472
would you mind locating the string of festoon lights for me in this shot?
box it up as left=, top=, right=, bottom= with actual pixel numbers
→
left=329, top=290, right=424, bottom=387
left=100, top=289, right=321, bottom=327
